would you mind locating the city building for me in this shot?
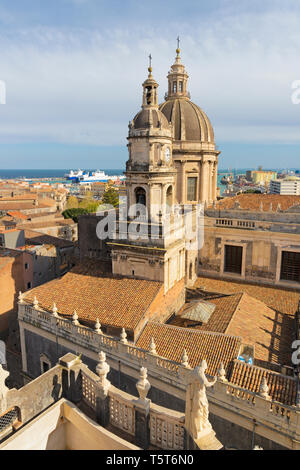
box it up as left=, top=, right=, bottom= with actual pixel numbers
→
left=246, top=169, right=277, bottom=186
left=0, top=247, right=33, bottom=338
left=200, top=193, right=300, bottom=288
left=270, top=177, right=300, bottom=195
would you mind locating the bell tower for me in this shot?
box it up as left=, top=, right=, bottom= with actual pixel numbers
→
left=125, top=58, right=176, bottom=222
left=109, top=58, right=187, bottom=294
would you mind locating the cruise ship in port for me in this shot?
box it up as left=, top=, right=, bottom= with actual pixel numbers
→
left=65, top=169, right=125, bottom=184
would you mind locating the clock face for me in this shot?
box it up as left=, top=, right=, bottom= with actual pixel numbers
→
left=165, top=147, right=171, bottom=163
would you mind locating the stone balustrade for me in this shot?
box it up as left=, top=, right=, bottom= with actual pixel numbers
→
left=18, top=300, right=300, bottom=449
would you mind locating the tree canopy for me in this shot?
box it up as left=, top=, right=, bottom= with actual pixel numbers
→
left=101, top=186, right=119, bottom=208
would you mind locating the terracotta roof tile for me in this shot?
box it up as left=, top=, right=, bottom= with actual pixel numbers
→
left=229, top=360, right=297, bottom=406
left=192, top=277, right=299, bottom=367
left=136, top=322, right=242, bottom=377
left=213, top=194, right=300, bottom=212
left=24, top=229, right=74, bottom=248
left=194, top=277, right=299, bottom=316
left=24, top=264, right=162, bottom=332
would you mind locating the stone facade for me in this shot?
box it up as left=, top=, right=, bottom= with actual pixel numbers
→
left=199, top=203, right=300, bottom=289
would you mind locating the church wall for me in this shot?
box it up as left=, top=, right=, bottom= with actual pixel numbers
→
left=199, top=219, right=300, bottom=289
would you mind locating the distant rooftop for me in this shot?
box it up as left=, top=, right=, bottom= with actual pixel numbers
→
left=213, top=194, right=300, bottom=212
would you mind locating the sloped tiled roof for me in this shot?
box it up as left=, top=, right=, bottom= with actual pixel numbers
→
left=24, top=229, right=74, bottom=248
left=229, top=360, right=297, bottom=406
left=136, top=322, right=242, bottom=377
left=173, top=293, right=243, bottom=333
left=213, top=194, right=300, bottom=212
left=194, top=277, right=299, bottom=316
left=192, top=277, right=299, bottom=367
left=24, top=264, right=162, bottom=332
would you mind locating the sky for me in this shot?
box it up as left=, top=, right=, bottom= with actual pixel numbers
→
left=0, top=0, right=300, bottom=169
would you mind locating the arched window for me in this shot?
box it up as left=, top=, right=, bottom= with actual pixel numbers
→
left=189, top=262, right=193, bottom=280
left=166, top=186, right=173, bottom=213
left=135, top=187, right=146, bottom=207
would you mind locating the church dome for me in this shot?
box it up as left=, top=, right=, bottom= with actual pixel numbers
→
left=159, top=98, right=215, bottom=143
left=132, top=107, right=170, bottom=130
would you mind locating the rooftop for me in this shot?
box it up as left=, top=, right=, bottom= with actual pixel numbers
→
left=23, top=263, right=162, bottom=332
left=24, top=229, right=74, bottom=248
left=136, top=321, right=242, bottom=377
left=213, top=194, right=300, bottom=212
left=171, top=291, right=292, bottom=366
left=229, top=360, right=297, bottom=406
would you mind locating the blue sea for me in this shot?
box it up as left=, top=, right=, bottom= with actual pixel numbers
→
left=0, top=169, right=125, bottom=180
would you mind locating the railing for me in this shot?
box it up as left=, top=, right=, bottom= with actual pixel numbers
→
left=149, top=408, right=185, bottom=450
left=81, top=370, right=97, bottom=410
left=226, top=384, right=256, bottom=405
left=108, top=392, right=135, bottom=436
left=18, top=301, right=300, bottom=446
left=215, top=218, right=255, bottom=229
left=155, top=357, right=179, bottom=375
left=270, top=402, right=291, bottom=420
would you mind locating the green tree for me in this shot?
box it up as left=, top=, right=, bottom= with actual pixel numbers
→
left=62, top=208, right=90, bottom=223
left=101, top=186, right=119, bottom=208
left=66, top=195, right=79, bottom=209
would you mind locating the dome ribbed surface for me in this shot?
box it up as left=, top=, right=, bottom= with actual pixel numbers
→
left=133, top=108, right=169, bottom=130
left=159, top=98, right=214, bottom=142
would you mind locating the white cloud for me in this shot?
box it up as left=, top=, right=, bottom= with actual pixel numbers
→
left=0, top=5, right=300, bottom=147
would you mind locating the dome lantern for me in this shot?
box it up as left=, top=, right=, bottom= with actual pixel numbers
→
left=166, top=37, right=190, bottom=100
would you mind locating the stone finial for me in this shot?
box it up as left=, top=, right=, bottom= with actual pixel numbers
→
left=259, top=377, right=271, bottom=400
left=269, top=203, right=273, bottom=212
left=72, top=310, right=79, bottom=326
left=96, top=351, right=111, bottom=394
left=95, top=318, right=102, bottom=334
left=120, top=328, right=128, bottom=344
left=52, top=303, right=58, bottom=318
left=181, top=349, right=189, bottom=368
left=136, top=367, right=151, bottom=404
left=277, top=203, right=281, bottom=212
left=217, top=362, right=228, bottom=383
left=149, top=337, right=157, bottom=355
left=33, top=296, right=39, bottom=309
left=18, top=291, right=24, bottom=304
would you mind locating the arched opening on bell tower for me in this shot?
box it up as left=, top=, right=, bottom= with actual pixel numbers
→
left=135, top=187, right=146, bottom=207
left=166, top=185, right=173, bottom=213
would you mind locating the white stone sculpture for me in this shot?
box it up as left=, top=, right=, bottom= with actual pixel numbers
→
left=185, top=360, right=217, bottom=440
